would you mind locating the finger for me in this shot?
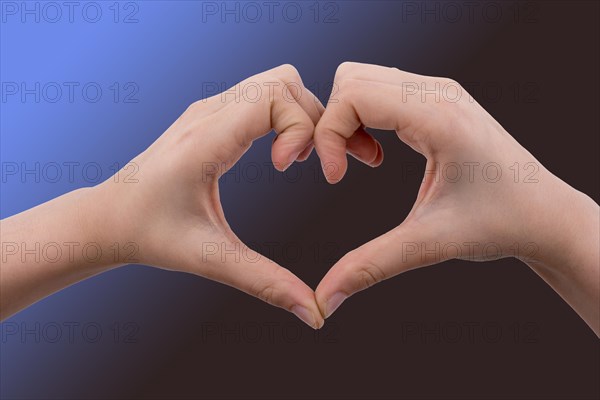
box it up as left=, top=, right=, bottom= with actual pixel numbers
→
left=268, top=93, right=317, bottom=171
left=273, top=136, right=314, bottom=162
left=282, top=75, right=324, bottom=164
left=198, top=236, right=324, bottom=329
left=193, top=64, right=324, bottom=126
left=258, top=65, right=323, bottom=169
left=296, top=142, right=314, bottom=162
left=333, top=62, right=434, bottom=87
left=205, top=65, right=318, bottom=173
left=314, top=63, right=437, bottom=183
left=314, top=80, right=419, bottom=183
left=202, top=65, right=325, bottom=172
left=346, top=128, right=384, bottom=168
left=240, top=65, right=321, bottom=171
left=278, top=73, right=324, bottom=164
left=279, top=70, right=324, bottom=126
left=315, top=218, right=450, bottom=319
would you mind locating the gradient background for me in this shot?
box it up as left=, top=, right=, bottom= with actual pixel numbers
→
left=1, top=1, right=599, bottom=399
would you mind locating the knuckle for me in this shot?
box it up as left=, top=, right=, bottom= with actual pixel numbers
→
left=250, top=269, right=295, bottom=308
left=272, top=79, right=290, bottom=105
left=438, top=77, right=462, bottom=90
left=185, top=100, right=202, bottom=113
left=427, top=77, right=468, bottom=114
left=336, top=77, right=360, bottom=99
left=250, top=77, right=286, bottom=107
left=254, top=281, right=277, bottom=306
left=313, top=123, right=332, bottom=143
left=272, top=77, right=287, bottom=92
left=278, top=63, right=299, bottom=74
left=336, top=61, right=357, bottom=74
left=339, top=250, right=387, bottom=291
left=275, top=64, right=301, bottom=82
left=335, top=61, right=359, bottom=81
left=356, top=263, right=386, bottom=289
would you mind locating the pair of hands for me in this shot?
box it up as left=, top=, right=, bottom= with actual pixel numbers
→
left=84, top=63, right=598, bottom=331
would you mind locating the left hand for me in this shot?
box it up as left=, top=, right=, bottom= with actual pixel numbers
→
left=91, top=65, right=325, bottom=328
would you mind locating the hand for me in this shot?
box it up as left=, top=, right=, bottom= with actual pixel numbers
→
left=95, top=65, right=328, bottom=328
left=1, top=65, right=325, bottom=328
left=313, top=62, right=600, bottom=335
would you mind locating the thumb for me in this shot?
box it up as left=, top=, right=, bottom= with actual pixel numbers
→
left=198, top=236, right=324, bottom=329
left=315, top=219, right=450, bottom=319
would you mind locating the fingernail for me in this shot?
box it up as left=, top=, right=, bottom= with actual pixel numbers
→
left=325, top=292, right=347, bottom=319
left=291, top=305, right=317, bottom=329
left=283, top=152, right=301, bottom=171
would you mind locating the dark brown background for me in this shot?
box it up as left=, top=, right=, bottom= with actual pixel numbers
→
left=143, top=2, right=600, bottom=398
left=1, top=1, right=598, bottom=399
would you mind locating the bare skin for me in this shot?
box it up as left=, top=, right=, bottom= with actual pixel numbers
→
left=1, top=63, right=598, bottom=336
left=1, top=65, right=326, bottom=328
left=312, top=62, right=599, bottom=336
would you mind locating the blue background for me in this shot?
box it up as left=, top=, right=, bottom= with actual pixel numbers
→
left=1, top=1, right=599, bottom=398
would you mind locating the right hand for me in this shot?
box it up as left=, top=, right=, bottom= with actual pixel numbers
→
left=313, top=62, right=599, bottom=335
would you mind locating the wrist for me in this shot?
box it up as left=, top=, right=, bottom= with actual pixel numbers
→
left=523, top=176, right=599, bottom=268
left=520, top=175, right=599, bottom=335
left=77, top=185, right=133, bottom=267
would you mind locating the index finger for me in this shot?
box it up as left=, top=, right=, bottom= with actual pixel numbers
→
left=314, top=62, right=436, bottom=183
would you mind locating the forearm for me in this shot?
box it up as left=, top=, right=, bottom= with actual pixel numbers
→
left=0, top=187, right=123, bottom=320
left=524, top=177, right=600, bottom=336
